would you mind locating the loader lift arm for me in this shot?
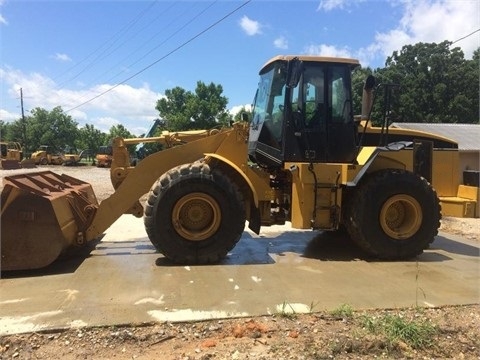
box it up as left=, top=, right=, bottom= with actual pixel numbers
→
left=86, top=130, right=233, bottom=240
left=0, top=124, right=269, bottom=270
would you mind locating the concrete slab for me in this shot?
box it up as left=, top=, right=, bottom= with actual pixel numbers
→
left=1, top=215, right=479, bottom=335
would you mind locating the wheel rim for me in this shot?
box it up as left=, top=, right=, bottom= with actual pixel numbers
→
left=172, top=192, right=221, bottom=241
left=380, top=194, right=422, bottom=239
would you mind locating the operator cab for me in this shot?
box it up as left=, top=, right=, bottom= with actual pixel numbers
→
left=248, top=55, right=360, bottom=168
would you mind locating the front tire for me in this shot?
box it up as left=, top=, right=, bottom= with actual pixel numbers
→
left=144, top=162, right=246, bottom=264
left=345, top=169, right=441, bottom=260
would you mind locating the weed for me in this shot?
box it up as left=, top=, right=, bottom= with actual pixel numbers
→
left=277, top=301, right=297, bottom=319
left=309, top=300, right=320, bottom=313
left=361, top=312, right=436, bottom=349
left=330, top=303, right=354, bottom=319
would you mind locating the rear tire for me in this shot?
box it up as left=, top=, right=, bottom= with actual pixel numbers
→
left=144, top=162, right=245, bottom=264
left=345, top=169, right=440, bottom=260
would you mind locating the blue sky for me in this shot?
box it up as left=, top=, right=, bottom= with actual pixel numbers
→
left=1, top=0, right=479, bottom=136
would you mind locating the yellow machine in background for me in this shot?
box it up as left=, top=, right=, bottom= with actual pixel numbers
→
left=95, top=145, right=113, bottom=167
left=30, top=145, right=64, bottom=165
left=0, top=141, right=23, bottom=169
left=1, top=55, right=478, bottom=271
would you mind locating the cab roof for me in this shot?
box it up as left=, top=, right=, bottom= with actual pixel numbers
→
left=261, top=55, right=360, bottom=73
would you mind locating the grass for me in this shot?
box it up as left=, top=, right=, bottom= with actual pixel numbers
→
left=327, top=303, right=437, bottom=351
left=276, top=301, right=298, bottom=319
left=329, top=303, right=354, bottom=319
left=361, top=312, right=436, bottom=349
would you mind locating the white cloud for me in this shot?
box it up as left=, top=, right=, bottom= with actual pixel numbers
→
left=304, top=44, right=352, bottom=58
left=318, top=0, right=366, bottom=11
left=317, top=0, right=347, bottom=11
left=0, top=109, right=18, bottom=122
left=362, top=0, right=480, bottom=66
left=371, top=0, right=479, bottom=60
left=273, top=36, right=288, bottom=50
left=53, top=53, right=72, bottom=62
left=229, top=104, right=251, bottom=116
left=315, top=0, right=479, bottom=67
left=0, top=0, right=6, bottom=26
left=239, top=15, right=262, bottom=36
left=0, top=67, right=162, bottom=135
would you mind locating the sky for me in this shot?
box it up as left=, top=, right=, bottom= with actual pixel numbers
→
left=0, top=0, right=479, bottom=136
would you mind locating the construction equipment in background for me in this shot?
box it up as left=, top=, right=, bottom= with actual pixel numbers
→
left=96, top=145, right=113, bottom=167
left=30, top=145, right=64, bottom=165
left=61, top=146, right=82, bottom=166
left=1, top=55, right=478, bottom=271
left=131, top=118, right=165, bottom=165
left=0, top=141, right=23, bottom=169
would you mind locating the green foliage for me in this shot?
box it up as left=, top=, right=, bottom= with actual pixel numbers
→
left=156, top=81, right=232, bottom=131
left=371, top=41, right=479, bottom=124
left=361, top=312, right=436, bottom=349
left=24, top=107, right=79, bottom=155
left=330, top=303, right=354, bottom=319
left=106, top=124, right=135, bottom=142
left=77, top=124, right=108, bottom=154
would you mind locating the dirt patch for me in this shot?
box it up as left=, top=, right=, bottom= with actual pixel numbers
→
left=1, top=166, right=479, bottom=359
left=1, top=305, right=479, bottom=359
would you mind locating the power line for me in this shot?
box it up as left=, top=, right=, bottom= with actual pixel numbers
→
left=66, top=0, right=251, bottom=113
left=54, top=0, right=160, bottom=88
left=101, top=2, right=216, bottom=86
left=451, top=28, right=480, bottom=45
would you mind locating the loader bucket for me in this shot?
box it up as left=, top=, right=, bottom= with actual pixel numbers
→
left=1, top=171, right=99, bottom=271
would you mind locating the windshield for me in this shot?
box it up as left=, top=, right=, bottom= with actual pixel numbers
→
left=251, top=63, right=286, bottom=130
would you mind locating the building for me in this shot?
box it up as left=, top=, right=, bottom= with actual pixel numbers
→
left=391, top=122, right=479, bottom=182
left=392, top=123, right=480, bottom=218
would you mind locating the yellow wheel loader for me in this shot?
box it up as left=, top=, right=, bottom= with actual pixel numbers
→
left=1, top=55, right=477, bottom=271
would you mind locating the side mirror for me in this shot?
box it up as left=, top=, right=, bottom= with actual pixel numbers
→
left=241, top=112, right=249, bottom=122
left=286, top=57, right=302, bottom=88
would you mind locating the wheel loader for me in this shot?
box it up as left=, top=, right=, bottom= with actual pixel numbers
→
left=1, top=55, right=477, bottom=271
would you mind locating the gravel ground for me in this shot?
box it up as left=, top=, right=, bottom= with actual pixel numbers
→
left=1, top=164, right=479, bottom=359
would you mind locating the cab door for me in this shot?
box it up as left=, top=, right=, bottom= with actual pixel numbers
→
left=283, top=63, right=357, bottom=163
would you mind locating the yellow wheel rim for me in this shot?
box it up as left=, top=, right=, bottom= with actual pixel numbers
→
left=380, top=194, right=422, bottom=239
left=172, top=192, right=221, bottom=241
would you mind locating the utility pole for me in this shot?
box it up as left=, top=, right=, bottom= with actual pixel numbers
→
left=20, top=88, right=27, bottom=155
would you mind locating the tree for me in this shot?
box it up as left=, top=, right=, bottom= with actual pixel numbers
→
left=26, top=106, right=79, bottom=153
left=77, top=124, right=108, bottom=153
left=156, top=81, right=232, bottom=131
left=106, top=124, right=136, bottom=156
left=376, top=41, right=479, bottom=123
left=107, top=124, right=134, bottom=142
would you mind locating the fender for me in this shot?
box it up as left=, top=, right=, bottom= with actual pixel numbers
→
left=204, top=153, right=273, bottom=207
left=348, top=142, right=412, bottom=187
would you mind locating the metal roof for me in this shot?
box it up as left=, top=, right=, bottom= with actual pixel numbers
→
left=391, top=123, right=480, bottom=151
